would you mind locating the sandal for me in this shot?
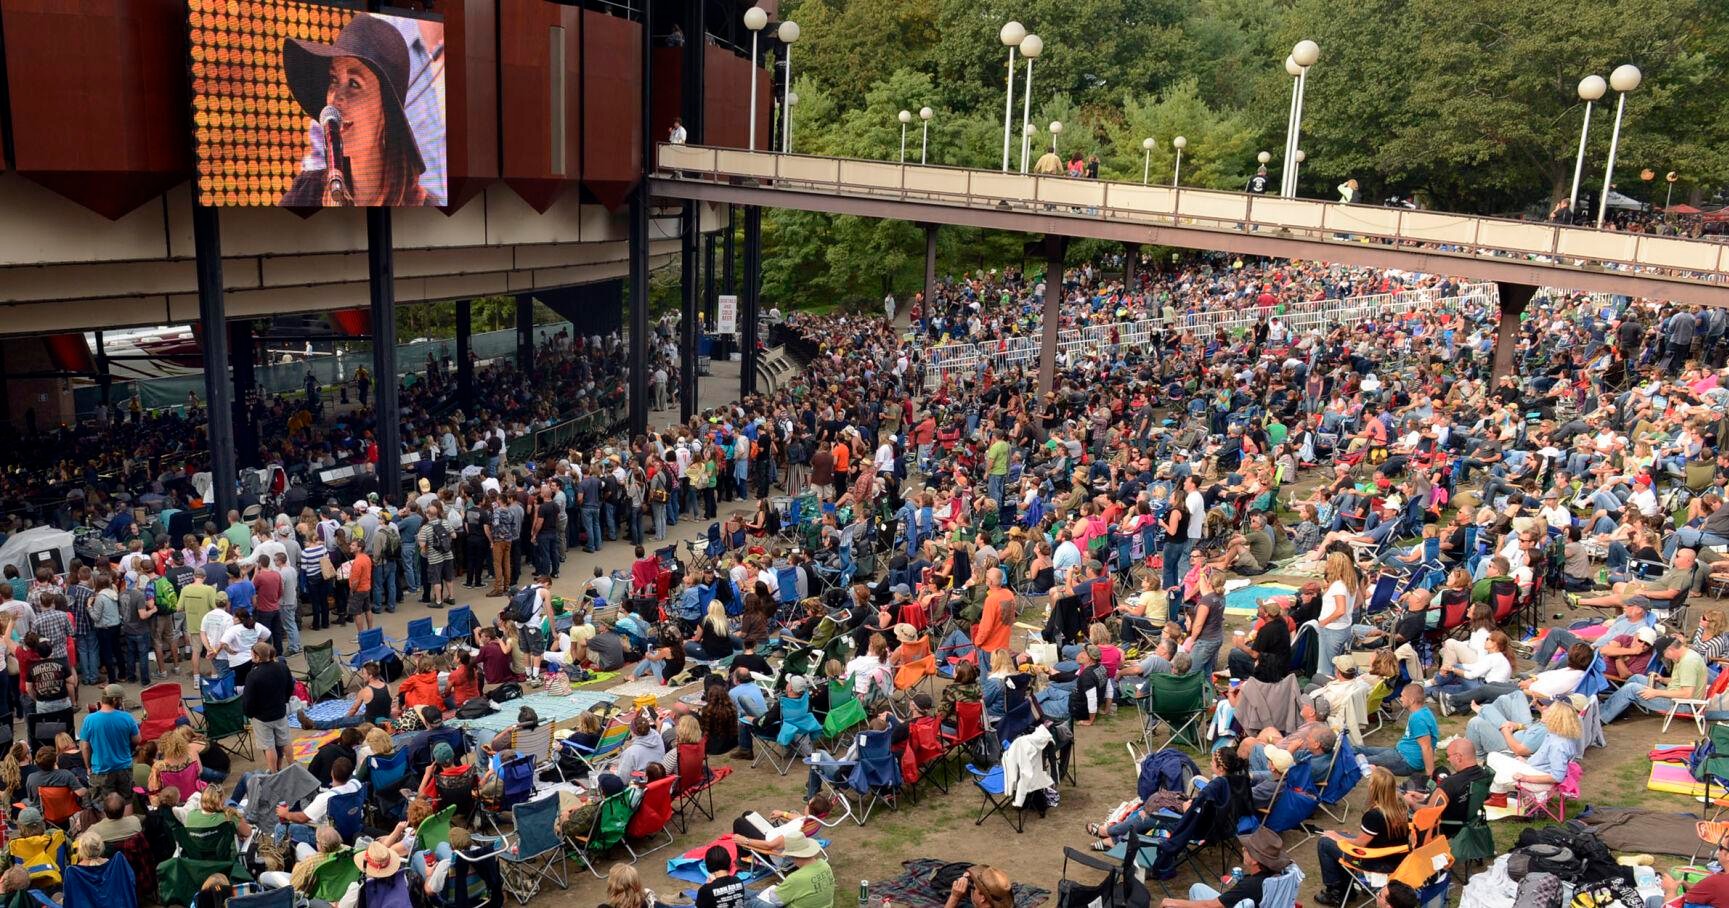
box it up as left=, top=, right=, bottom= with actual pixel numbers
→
left=1090, top=839, right=1113, bottom=852
left=1085, top=823, right=1103, bottom=837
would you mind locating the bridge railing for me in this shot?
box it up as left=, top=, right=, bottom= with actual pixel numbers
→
left=656, top=145, right=1729, bottom=287
left=920, top=283, right=1499, bottom=387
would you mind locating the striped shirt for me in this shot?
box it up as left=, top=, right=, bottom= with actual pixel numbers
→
left=300, top=542, right=328, bottom=580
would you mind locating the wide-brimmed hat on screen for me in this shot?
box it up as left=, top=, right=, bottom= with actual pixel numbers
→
left=281, top=12, right=424, bottom=176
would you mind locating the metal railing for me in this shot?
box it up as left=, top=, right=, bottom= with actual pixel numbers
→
left=655, top=145, right=1729, bottom=288
left=920, top=283, right=1499, bottom=387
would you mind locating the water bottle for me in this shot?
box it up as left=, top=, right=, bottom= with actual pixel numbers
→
left=860, top=881, right=870, bottom=905
left=1229, top=867, right=1244, bottom=887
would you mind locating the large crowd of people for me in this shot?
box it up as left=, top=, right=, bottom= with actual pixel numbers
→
left=7, top=249, right=1729, bottom=908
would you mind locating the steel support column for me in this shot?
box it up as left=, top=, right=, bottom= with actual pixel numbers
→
left=1492, top=282, right=1536, bottom=384
left=367, top=208, right=402, bottom=498
left=704, top=233, right=718, bottom=326
left=1125, top=243, right=1140, bottom=290
left=742, top=206, right=762, bottom=397
left=228, top=318, right=261, bottom=469
left=455, top=298, right=474, bottom=410
left=922, top=224, right=937, bottom=318
left=680, top=201, right=701, bottom=421
left=628, top=190, right=651, bottom=436
left=723, top=205, right=736, bottom=296
left=193, top=204, right=238, bottom=519
left=515, top=295, right=534, bottom=373
left=1038, top=234, right=1067, bottom=394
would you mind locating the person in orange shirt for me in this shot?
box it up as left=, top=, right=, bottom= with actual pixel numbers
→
left=347, top=540, right=375, bottom=632
left=832, top=439, right=851, bottom=482
left=973, top=568, right=1015, bottom=654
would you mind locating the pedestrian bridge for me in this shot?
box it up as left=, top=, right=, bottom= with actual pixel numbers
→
left=652, top=144, right=1729, bottom=309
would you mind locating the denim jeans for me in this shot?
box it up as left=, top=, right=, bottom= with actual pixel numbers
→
left=602, top=503, right=618, bottom=541
left=305, top=576, right=329, bottom=629
left=1316, top=625, right=1353, bottom=679
left=97, top=626, right=124, bottom=683
left=1188, top=884, right=1252, bottom=908
left=280, top=600, right=302, bottom=656
left=581, top=508, right=602, bottom=553
left=75, top=635, right=101, bottom=684
left=1358, top=744, right=1418, bottom=775
left=1600, top=672, right=1677, bottom=723
left=1532, top=628, right=1586, bottom=667
left=372, top=560, right=398, bottom=612
left=1190, top=636, right=1222, bottom=678
left=631, top=658, right=665, bottom=681
left=535, top=534, right=560, bottom=577
left=1162, top=538, right=1192, bottom=590
left=125, top=632, right=154, bottom=684
left=988, top=474, right=1006, bottom=508
left=1668, top=529, right=1729, bottom=560
left=402, top=549, right=421, bottom=594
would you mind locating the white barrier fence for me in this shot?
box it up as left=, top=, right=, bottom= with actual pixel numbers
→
left=923, top=282, right=1501, bottom=387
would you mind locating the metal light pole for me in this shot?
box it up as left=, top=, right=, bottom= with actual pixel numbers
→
left=999, top=21, right=1025, bottom=172
left=1284, top=40, right=1318, bottom=197
left=1570, top=75, right=1605, bottom=213
left=1022, top=123, right=1037, bottom=172
left=1049, top=121, right=1063, bottom=156
left=744, top=6, right=767, bottom=151
left=898, top=109, right=911, bottom=163
left=1018, top=33, right=1042, bottom=174
left=1666, top=171, right=1679, bottom=211
left=1282, top=56, right=1301, bottom=195
left=1172, top=136, right=1186, bottom=186
left=1596, top=64, right=1642, bottom=228
left=778, top=20, right=800, bottom=153
left=1293, top=149, right=1305, bottom=194
left=1142, top=137, right=1155, bottom=185
left=920, top=107, right=933, bottom=165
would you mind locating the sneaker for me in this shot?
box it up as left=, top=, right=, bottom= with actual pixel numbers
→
left=444, top=597, right=457, bottom=606
left=1314, top=889, right=1346, bottom=907
left=731, top=749, right=754, bottom=760
left=429, top=601, right=446, bottom=609
left=1566, top=592, right=1582, bottom=609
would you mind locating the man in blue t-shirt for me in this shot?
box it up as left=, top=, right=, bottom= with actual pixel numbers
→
left=224, top=563, right=256, bottom=614
left=1357, top=685, right=1437, bottom=780
left=78, top=684, right=141, bottom=801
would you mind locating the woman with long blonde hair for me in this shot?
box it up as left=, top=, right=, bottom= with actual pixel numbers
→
left=1485, top=700, right=1581, bottom=794
left=602, top=862, right=651, bottom=908
left=1316, top=551, right=1360, bottom=681
left=1315, top=766, right=1409, bottom=904
left=1694, top=608, right=1729, bottom=662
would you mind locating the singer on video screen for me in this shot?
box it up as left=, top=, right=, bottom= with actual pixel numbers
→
left=278, top=12, right=443, bottom=206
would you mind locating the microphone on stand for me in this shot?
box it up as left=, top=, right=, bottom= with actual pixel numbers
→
left=320, top=105, right=353, bottom=206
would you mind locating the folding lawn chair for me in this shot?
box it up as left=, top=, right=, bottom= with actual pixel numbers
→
left=622, top=775, right=677, bottom=858
left=673, top=738, right=733, bottom=832
left=480, top=754, right=539, bottom=837
left=749, top=692, right=819, bottom=775
left=498, top=794, right=569, bottom=903
left=297, top=640, right=344, bottom=703
left=364, top=748, right=413, bottom=823
left=1060, top=831, right=1150, bottom=908
left=226, top=884, right=294, bottom=908
left=139, top=682, right=185, bottom=740
left=402, top=617, right=449, bottom=655
left=347, top=627, right=398, bottom=682
left=442, top=605, right=479, bottom=647
left=1137, top=671, right=1210, bottom=751
left=197, top=695, right=255, bottom=760
left=966, top=762, right=1034, bottom=833
left=567, top=789, right=636, bottom=878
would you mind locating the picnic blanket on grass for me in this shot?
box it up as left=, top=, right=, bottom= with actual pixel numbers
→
left=1578, top=806, right=1710, bottom=857
left=873, top=859, right=1049, bottom=908
left=287, top=698, right=357, bottom=730
left=293, top=731, right=340, bottom=764
left=450, top=690, right=616, bottom=738
left=606, top=677, right=701, bottom=702
left=664, top=834, right=829, bottom=885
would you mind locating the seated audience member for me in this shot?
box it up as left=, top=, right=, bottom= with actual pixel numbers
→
left=1226, top=599, right=1290, bottom=682
left=274, top=757, right=363, bottom=846
left=88, top=792, right=143, bottom=844
left=1599, top=634, right=1707, bottom=723
left=1157, top=828, right=1293, bottom=908
left=1484, top=699, right=1582, bottom=794
left=1086, top=749, right=1252, bottom=849
left=1356, top=685, right=1436, bottom=779
left=1314, top=767, right=1408, bottom=906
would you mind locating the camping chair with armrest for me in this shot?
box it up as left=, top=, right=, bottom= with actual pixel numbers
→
left=822, top=678, right=868, bottom=749
left=1145, top=781, right=1237, bottom=893
left=1258, top=761, right=1316, bottom=832
left=498, top=793, right=570, bottom=903
left=940, top=699, right=987, bottom=774
left=623, top=775, right=677, bottom=858
left=753, top=692, right=822, bottom=776
left=1488, top=579, right=1519, bottom=625
left=1516, top=759, right=1582, bottom=822
left=1060, top=831, right=1151, bottom=908
left=59, top=848, right=136, bottom=908
left=1340, top=827, right=1452, bottom=908
left=327, top=786, right=367, bottom=842
left=225, top=883, right=295, bottom=908
left=417, top=803, right=458, bottom=856
left=348, top=627, right=399, bottom=674
left=1293, top=735, right=1364, bottom=844
left=1137, top=671, right=1210, bottom=752
left=998, top=672, right=1039, bottom=744
left=443, top=834, right=508, bottom=908
left=481, top=753, right=540, bottom=837
left=139, top=682, right=186, bottom=740
left=965, top=762, right=1033, bottom=833
left=1438, top=776, right=1494, bottom=866
left=364, top=747, right=413, bottom=824
left=840, top=729, right=903, bottom=823
left=403, top=617, right=449, bottom=655
left=673, top=738, right=732, bottom=832
left=6, top=829, right=68, bottom=889
left=35, top=785, right=81, bottom=829
left=900, top=715, right=951, bottom=799
left=1361, top=680, right=1393, bottom=739
left=441, top=605, right=478, bottom=647
left=566, top=789, right=636, bottom=879
left=297, top=640, right=344, bottom=703
left=197, top=695, right=256, bottom=761
left=1663, top=665, right=1729, bottom=735
left=890, top=639, right=939, bottom=718
left=308, top=848, right=362, bottom=902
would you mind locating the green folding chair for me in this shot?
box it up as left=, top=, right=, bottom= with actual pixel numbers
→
left=417, top=804, right=457, bottom=855
left=198, top=695, right=256, bottom=761
left=1137, top=671, right=1211, bottom=751
left=1441, top=776, right=1494, bottom=866
left=823, top=678, right=867, bottom=742
left=298, top=639, right=345, bottom=703
left=309, top=848, right=362, bottom=902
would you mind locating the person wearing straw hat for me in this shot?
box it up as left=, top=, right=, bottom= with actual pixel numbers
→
left=1158, top=827, right=1291, bottom=908
left=278, top=13, right=434, bottom=206
left=340, top=840, right=411, bottom=907
left=744, top=831, right=832, bottom=908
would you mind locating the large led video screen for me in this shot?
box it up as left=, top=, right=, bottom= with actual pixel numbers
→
left=189, top=0, right=446, bottom=207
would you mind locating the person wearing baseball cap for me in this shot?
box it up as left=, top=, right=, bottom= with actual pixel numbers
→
left=1599, top=632, right=1707, bottom=724
left=78, top=683, right=140, bottom=802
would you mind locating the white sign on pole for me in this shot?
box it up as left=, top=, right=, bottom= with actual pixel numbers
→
left=716, top=294, right=739, bottom=336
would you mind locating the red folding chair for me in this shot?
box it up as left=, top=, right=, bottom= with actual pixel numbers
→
left=139, top=682, right=186, bottom=740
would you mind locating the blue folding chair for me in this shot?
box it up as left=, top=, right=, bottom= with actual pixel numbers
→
left=187, top=670, right=238, bottom=715
left=497, top=794, right=568, bottom=904
left=442, top=606, right=478, bottom=646
left=482, top=754, right=539, bottom=837
left=966, top=763, right=1029, bottom=833
left=61, top=857, right=136, bottom=908
left=775, top=567, right=800, bottom=607
left=327, top=787, right=367, bottom=842
left=365, top=748, right=413, bottom=822
left=403, top=618, right=449, bottom=655
left=844, top=730, right=903, bottom=824
left=348, top=627, right=396, bottom=672
left=227, top=882, right=296, bottom=908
